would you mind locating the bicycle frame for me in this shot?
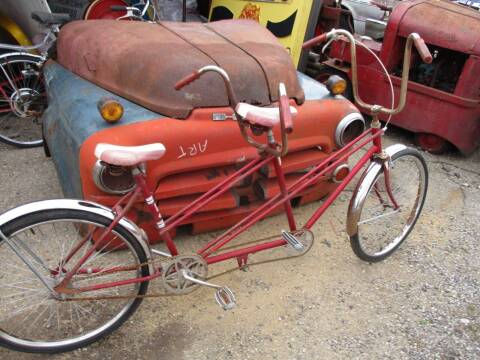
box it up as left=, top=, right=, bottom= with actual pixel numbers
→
left=53, top=28, right=432, bottom=294
left=55, top=125, right=386, bottom=294
left=53, top=29, right=433, bottom=296
left=0, top=28, right=55, bottom=56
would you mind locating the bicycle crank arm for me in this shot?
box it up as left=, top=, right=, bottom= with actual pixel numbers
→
left=180, top=270, right=236, bottom=310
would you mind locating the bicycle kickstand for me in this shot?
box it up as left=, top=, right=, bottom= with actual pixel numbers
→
left=180, top=270, right=236, bottom=310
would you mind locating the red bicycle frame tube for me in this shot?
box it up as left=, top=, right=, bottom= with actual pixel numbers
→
left=162, top=156, right=271, bottom=231
left=57, top=127, right=386, bottom=294
left=56, top=186, right=143, bottom=288
left=198, top=128, right=383, bottom=258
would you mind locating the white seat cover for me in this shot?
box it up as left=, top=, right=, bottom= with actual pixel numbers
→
left=236, top=103, right=298, bottom=124
left=95, top=143, right=166, bottom=166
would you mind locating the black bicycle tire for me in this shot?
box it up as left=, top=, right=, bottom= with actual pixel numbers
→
left=0, top=208, right=150, bottom=353
left=350, top=148, right=428, bottom=262
left=0, top=53, right=45, bottom=148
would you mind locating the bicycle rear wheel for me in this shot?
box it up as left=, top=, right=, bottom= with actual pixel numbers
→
left=350, top=148, right=428, bottom=262
left=0, top=208, right=149, bottom=353
left=0, top=53, right=45, bottom=148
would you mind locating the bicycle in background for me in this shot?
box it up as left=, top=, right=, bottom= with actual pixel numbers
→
left=0, top=12, right=69, bottom=148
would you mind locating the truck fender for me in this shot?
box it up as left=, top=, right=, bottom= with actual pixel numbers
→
left=346, top=144, right=407, bottom=237
left=0, top=198, right=155, bottom=274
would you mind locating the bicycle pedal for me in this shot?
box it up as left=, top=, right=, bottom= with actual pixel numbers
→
left=281, top=230, right=304, bottom=251
left=214, top=286, right=236, bottom=311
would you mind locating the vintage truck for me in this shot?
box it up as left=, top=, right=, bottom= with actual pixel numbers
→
left=311, top=0, right=480, bottom=154
left=42, top=19, right=364, bottom=242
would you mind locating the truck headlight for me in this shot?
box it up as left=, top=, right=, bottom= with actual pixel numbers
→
left=92, top=161, right=135, bottom=194
left=335, top=113, right=365, bottom=148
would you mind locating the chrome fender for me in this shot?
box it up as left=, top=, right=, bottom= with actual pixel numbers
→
left=0, top=52, right=44, bottom=62
left=0, top=199, right=154, bottom=274
left=346, top=144, right=407, bottom=237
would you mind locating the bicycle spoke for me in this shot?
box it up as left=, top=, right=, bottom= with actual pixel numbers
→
left=0, top=211, right=149, bottom=351
left=358, top=209, right=400, bottom=225
left=0, top=55, right=45, bottom=146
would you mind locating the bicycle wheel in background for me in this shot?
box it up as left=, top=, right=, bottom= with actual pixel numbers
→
left=350, top=148, right=428, bottom=262
left=0, top=53, right=46, bottom=148
left=0, top=209, right=150, bottom=353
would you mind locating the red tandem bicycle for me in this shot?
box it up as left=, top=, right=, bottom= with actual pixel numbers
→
left=0, top=29, right=431, bottom=353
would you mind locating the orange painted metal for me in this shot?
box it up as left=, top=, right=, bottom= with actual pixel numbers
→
left=153, top=191, right=239, bottom=216
left=154, top=164, right=249, bottom=200
left=256, top=174, right=324, bottom=200
left=81, top=99, right=359, bottom=243
left=259, top=148, right=330, bottom=178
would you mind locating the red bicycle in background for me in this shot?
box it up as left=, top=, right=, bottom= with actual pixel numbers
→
left=0, top=29, right=430, bottom=353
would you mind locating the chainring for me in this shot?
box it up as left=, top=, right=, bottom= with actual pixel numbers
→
left=161, top=255, right=208, bottom=295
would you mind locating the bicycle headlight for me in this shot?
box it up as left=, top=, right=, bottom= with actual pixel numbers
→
left=92, top=161, right=135, bottom=194
left=335, top=113, right=365, bottom=148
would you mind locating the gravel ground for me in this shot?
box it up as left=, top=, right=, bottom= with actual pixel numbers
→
left=0, top=127, right=478, bottom=359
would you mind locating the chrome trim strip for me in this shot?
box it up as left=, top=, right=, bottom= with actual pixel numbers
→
left=0, top=199, right=154, bottom=274
left=332, top=164, right=350, bottom=184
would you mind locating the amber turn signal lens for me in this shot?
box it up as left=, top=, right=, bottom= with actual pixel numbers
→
left=326, top=75, right=347, bottom=95
left=97, top=98, right=124, bottom=123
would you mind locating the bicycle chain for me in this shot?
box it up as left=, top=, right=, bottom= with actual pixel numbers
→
left=59, top=235, right=313, bottom=302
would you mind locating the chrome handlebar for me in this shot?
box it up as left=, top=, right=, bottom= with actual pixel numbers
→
left=175, top=65, right=291, bottom=157
left=111, top=0, right=155, bottom=21
left=0, top=28, right=56, bottom=55
left=303, top=29, right=433, bottom=116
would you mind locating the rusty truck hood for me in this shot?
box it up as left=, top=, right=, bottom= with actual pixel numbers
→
left=56, top=19, right=305, bottom=119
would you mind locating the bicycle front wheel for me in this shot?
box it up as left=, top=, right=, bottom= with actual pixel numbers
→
left=350, top=148, right=428, bottom=262
left=0, top=208, right=150, bottom=353
left=0, top=53, right=45, bottom=148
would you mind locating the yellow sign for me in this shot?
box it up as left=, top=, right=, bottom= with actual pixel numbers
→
left=209, top=0, right=316, bottom=67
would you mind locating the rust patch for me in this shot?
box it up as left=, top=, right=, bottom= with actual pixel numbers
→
left=56, top=19, right=304, bottom=119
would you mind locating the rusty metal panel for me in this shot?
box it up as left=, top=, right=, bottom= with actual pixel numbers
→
left=56, top=19, right=305, bottom=119
left=161, top=21, right=270, bottom=106
left=207, top=19, right=305, bottom=104
left=397, top=0, right=480, bottom=55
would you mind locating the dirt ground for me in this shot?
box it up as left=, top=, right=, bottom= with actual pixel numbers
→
left=0, top=127, right=478, bottom=359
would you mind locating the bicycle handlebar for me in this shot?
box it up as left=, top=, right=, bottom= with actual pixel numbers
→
left=174, top=71, right=201, bottom=90
left=278, top=83, right=293, bottom=134
left=303, top=29, right=433, bottom=116
left=174, top=66, right=237, bottom=106
left=412, top=36, right=432, bottom=64
left=370, top=1, right=393, bottom=12
left=0, top=28, right=55, bottom=53
left=302, top=33, right=328, bottom=50
left=174, top=66, right=292, bottom=157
